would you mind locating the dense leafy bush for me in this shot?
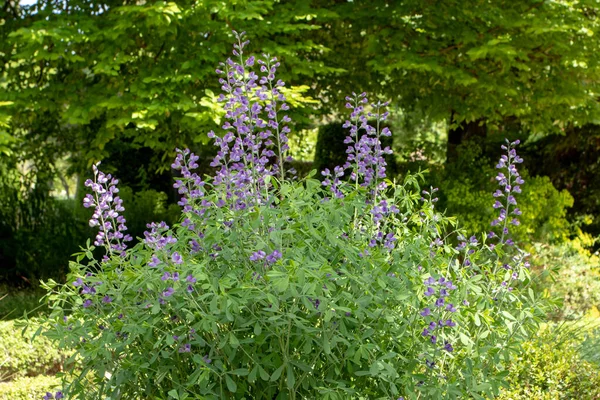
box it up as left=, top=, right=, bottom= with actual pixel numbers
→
left=0, top=319, right=67, bottom=382
left=531, top=241, right=600, bottom=320
left=41, top=35, right=547, bottom=399
left=439, top=141, right=573, bottom=244
left=0, top=151, right=87, bottom=283
left=0, top=375, right=61, bottom=400
left=498, top=322, right=600, bottom=400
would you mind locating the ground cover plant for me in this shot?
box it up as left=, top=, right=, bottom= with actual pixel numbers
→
left=39, top=34, right=547, bottom=399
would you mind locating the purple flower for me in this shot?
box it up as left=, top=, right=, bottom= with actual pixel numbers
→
left=186, top=274, right=196, bottom=283
left=424, top=287, right=435, bottom=297
left=43, top=393, right=54, bottom=400
left=83, top=299, right=93, bottom=308
left=102, top=295, right=112, bottom=303
left=161, top=272, right=171, bottom=281
left=420, top=308, right=431, bottom=317
left=250, top=250, right=266, bottom=261
left=266, top=250, right=282, bottom=264
left=179, top=343, right=191, bottom=353
left=444, top=342, right=454, bottom=352
left=172, top=252, right=183, bottom=264
left=202, top=354, right=212, bottom=364
left=446, top=303, right=457, bottom=312
left=55, top=392, right=64, bottom=400
left=435, top=297, right=445, bottom=307
left=162, top=287, right=175, bottom=297
left=82, top=285, right=96, bottom=295
left=73, top=278, right=83, bottom=287
left=149, top=255, right=162, bottom=267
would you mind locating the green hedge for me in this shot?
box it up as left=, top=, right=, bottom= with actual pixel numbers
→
left=0, top=375, right=61, bottom=399
left=499, top=323, right=600, bottom=399
left=0, top=319, right=66, bottom=382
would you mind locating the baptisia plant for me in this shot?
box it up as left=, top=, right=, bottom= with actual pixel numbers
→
left=40, top=33, right=546, bottom=400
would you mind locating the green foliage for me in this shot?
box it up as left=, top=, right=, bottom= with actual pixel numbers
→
left=525, top=124, right=600, bottom=243
left=0, top=375, right=61, bottom=400
left=498, top=322, right=600, bottom=400
left=0, top=148, right=88, bottom=282
left=312, top=0, right=600, bottom=134
left=531, top=241, right=600, bottom=320
left=0, top=0, right=329, bottom=169
left=41, top=167, right=547, bottom=399
left=0, top=319, right=67, bottom=382
left=439, top=141, right=573, bottom=244
left=0, top=285, right=48, bottom=320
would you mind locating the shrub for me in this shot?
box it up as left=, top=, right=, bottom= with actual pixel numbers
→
left=0, top=375, right=61, bottom=400
left=531, top=241, right=600, bottom=320
left=439, top=140, right=573, bottom=244
left=498, top=322, right=600, bottom=400
left=0, top=319, right=66, bottom=382
left=41, top=34, right=547, bottom=399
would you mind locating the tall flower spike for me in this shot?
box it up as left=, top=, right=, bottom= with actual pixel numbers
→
left=84, top=162, right=132, bottom=257
left=490, top=139, right=525, bottom=245
left=210, top=31, right=293, bottom=210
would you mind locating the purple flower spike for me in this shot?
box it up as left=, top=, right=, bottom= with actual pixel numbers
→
left=84, top=163, right=131, bottom=255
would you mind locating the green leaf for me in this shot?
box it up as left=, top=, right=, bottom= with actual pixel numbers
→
left=225, top=375, right=237, bottom=392
left=286, top=364, right=295, bottom=390
left=270, top=364, right=285, bottom=382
